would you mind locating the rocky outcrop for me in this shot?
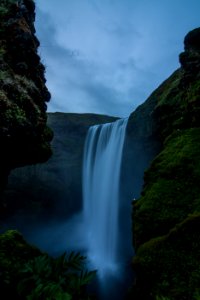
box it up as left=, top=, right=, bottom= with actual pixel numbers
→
left=0, top=0, right=52, bottom=197
left=130, top=28, right=200, bottom=299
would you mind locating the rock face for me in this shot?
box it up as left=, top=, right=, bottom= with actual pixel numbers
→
left=130, top=28, right=200, bottom=300
left=0, top=0, right=52, bottom=196
left=1, top=2, right=200, bottom=298
left=2, top=113, right=117, bottom=219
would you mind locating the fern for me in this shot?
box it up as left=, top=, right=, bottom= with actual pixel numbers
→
left=79, top=270, right=97, bottom=286
left=25, top=282, right=71, bottom=300
left=65, top=251, right=86, bottom=271
left=17, top=251, right=96, bottom=300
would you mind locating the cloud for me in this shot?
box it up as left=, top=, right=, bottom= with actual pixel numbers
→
left=35, top=7, right=141, bottom=116
left=35, top=0, right=200, bottom=117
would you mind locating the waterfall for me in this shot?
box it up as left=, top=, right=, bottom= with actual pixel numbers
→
left=82, top=118, right=128, bottom=277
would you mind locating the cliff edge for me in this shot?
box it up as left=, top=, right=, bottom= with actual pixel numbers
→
left=0, top=0, right=52, bottom=197
left=130, top=28, right=200, bottom=300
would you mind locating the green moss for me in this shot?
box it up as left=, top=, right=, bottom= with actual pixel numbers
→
left=43, top=125, right=54, bottom=142
left=0, top=0, right=18, bottom=19
left=132, top=28, right=200, bottom=299
left=4, top=106, right=26, bottom=123
left=0, top=230, right=40, bottom=296
left=153, top=71, right=200, bottom=140
left=134, top=128, right=200, bottom=246
left=0, top=70, right=9, bottom=80
left=133, top=214, right=200, bottom=300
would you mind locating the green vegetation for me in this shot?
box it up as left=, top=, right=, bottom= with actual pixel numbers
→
left=0, top=230, right=96, bottom=300
left=133, top=128, right=200, bottom=246
left=0, top=0, right=18, bottom=19
left=133, top=214, right=200, bottom=300
left=131, top=27, right=200, bottom=299
left=18, top=253, right=96, bottom=299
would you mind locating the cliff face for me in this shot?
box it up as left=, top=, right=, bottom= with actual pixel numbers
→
left=1, top=2, right=200, bottom=298
left=130, top=28, right=200, bottom=300
left=0, top=0, right=52, bottom=195
left=2, top=113, right=117, bottom=219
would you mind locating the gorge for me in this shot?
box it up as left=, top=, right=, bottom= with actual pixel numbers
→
left=0, top=1, right=200, bottom=300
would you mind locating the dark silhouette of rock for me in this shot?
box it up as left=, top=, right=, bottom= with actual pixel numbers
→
left=0, top=0, right=52, bottom=201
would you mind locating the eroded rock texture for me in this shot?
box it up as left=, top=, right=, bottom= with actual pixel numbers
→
left=0, top=0, right=52, bottom=197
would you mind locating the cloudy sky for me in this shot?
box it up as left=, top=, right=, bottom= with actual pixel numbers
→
left=35, top=0, right=200, bottom=117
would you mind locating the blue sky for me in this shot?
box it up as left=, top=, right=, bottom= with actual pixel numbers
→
left=35, top=0, right=200, bottom=117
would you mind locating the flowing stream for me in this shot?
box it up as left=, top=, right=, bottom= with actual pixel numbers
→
left=82, top=118, right=128, bottom=280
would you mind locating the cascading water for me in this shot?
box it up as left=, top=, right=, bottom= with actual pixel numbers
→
left=82, top=118, right=128, bottom=278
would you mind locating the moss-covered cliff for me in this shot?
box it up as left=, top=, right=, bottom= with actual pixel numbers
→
left=130, top=28, right=200, bottom=299
left=0, top=0, right=52, bottom=197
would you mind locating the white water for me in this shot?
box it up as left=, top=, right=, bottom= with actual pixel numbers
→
left=82, top=118, right=128, bottom=278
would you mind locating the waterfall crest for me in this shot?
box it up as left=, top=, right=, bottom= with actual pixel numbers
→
left=82, top=118, right=128, bottom=277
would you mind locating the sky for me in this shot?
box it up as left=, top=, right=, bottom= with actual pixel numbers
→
left=35, top=0, right=200, bottom=117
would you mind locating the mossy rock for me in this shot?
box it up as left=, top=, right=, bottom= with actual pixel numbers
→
left=0, top=0, right=52, bottom=184
left=133, top=214, right=200, bottom=300
left=133, top=128, right=200, bottom=247
left=0, top=229, right=41, bottom=297
left=131, top=27, right=200, bottom=300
